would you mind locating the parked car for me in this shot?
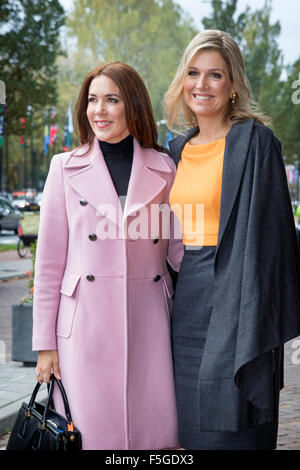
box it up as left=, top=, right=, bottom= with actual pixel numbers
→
left=12, top=189, right=39, bottom=211
left=33, top=191, right=43, bottom=209
left=12, top=195, right=29, bottom=211
left=0, top=196, right=22, bottom=234
left=0, top=192, right=13, bottom=203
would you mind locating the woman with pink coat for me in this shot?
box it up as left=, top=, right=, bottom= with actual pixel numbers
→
left=32, top=62, right=183, bottom=450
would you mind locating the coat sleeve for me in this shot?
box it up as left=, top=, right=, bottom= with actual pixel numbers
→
left=32, top=155, right=69, bottom=351
left=234, top=130, right=300, bottom=409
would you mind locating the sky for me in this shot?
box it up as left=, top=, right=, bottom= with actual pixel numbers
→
left=60, top=0, right=300, bottom=67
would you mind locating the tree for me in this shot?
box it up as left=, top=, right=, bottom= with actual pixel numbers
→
left=0, top=0, right=65, bottom=189
left=276, top=59, right=300, bottom=160
left=65, top=0, right=197, bottom=120
left=0, top=0, right=65, bottom=136
left=202, top=0, right=249, bottom=42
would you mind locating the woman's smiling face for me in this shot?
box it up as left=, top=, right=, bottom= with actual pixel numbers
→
left=86, top=74, right=130, bottom=143
left=183, top=49, right=235, bottom=122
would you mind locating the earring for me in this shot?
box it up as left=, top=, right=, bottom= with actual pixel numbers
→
left=231, top=92, right=237, bottom=104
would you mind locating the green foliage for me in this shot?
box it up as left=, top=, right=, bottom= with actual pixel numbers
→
left=275, top=59, right=300, bottom=160
left=202, top=0, right=249, bottom=42
left=0, top=0, right=66, bottom=136
left=0, top=0, right=66, bottom=190
left=0, top=243, right=17, bottom=252
left=65, top=0, right=197, bottom=120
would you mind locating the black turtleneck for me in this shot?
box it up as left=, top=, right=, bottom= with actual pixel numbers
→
left=99, top=135, right=133, bottom=197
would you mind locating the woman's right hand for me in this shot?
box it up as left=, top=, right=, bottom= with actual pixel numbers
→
left=35, top=350, right=61, bottom=384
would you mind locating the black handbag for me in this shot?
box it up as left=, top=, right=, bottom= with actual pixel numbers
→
left=6, top=374, right=82, bottom=450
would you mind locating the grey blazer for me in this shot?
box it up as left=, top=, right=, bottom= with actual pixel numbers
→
left=169, top=119, right=300, bottom=431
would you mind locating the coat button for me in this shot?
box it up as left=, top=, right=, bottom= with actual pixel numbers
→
left=89, top=233, right=97, bottom=241
left=80, top=198, right=88, bottom=206
left=152, top=237, right=159, bottom=244
left=86, top=274, right=95, bottom=282
left=153, top=275, right=161, bottom=282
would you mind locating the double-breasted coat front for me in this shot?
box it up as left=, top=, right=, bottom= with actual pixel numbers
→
left=32, top=137, right=183, bottom=450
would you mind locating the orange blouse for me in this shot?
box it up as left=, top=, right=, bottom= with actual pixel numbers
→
left=169, top=138, right=225, bottom=246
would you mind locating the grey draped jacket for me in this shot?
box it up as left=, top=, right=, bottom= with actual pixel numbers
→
left=168, top=118, right=300, bottom=431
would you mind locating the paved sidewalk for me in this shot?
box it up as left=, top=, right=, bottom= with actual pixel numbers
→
left=0, top=250, right=31, bottom=282
left=0, top=252, right=46, bottom=448
left=0, top=362, right=47, bottom=441
left=0, top=250, right=299, bottom=450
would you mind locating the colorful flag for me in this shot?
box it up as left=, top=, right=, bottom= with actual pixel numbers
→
left=51, top=106, right=56, bottom=120
left=165, top=130, right=173, bottom=147
left=44, top=107, right=49, bottom=155
left=63, top=102, right=73, bottom=151
left=49, top=124, right=57, bottom=147
left=49, top=106, right=57, bottom=147
left=20, top=117, right=26, bottom=147
left=0, top=104, right=6, bottom=148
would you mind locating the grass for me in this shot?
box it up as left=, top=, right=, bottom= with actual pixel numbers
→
left=0, top=244, right=17, bottom=252
left=0, top=212, right=40, bottom=252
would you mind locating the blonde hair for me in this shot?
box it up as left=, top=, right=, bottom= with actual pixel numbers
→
left=163, top=29, right=272, bottom=131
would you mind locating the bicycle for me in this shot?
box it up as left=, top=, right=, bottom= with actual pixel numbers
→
left=17, top=223, right=37, bottom=258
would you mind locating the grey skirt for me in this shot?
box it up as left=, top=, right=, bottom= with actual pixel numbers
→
left=171, top=246, right=279, bottom=450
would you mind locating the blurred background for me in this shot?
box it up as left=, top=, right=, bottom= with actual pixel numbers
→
left=0, top=0, right=300, bottom=203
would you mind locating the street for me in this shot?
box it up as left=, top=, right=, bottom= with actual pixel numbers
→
left=0, top=231, right=19, bottom=246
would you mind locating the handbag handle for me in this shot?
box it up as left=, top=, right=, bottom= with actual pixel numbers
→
left=27, top=374, right=73, bottom=425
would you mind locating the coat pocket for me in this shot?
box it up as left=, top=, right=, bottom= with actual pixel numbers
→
left=56, top=271, right=80, bottom=338
left=162, top=273, right=174, bottom=317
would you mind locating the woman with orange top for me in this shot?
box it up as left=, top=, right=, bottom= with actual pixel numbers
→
left=163, top=30, right=300, bottom=450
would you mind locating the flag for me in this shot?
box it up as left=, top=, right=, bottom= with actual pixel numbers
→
left=20, top=117, right=26, bottom=147
left=44, top=107, right=49, bottom=155
left=49, top=124, right=57, bottom=147
left=164, top=130, right=173, bottom=147
left=49, top=106, right=57, bottom=147
left=51, top=106, right=56, bottom=120
left=0, top=104, right=6, bottom=148
left=63, top=102, right=73, bottom=151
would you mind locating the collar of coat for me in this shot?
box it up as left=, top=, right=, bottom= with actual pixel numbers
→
left=61, top=136, right=172, bottom=228
left=168, top=118, right=255, bottom=257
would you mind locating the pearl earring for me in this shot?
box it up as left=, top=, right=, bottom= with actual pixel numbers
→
left=231, top=92, right=237, bottom=104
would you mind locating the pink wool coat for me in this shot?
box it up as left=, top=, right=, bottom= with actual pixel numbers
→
left=32, top=136, right=183, bottom=450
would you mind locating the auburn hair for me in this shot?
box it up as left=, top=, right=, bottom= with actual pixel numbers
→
left=74, top=62, right=165, bottom=154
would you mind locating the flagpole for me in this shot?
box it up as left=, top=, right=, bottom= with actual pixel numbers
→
left=44, top=107, right=50, bottom=168
left=0, top=105, right=5, bottom=191
left=20, top=116, right=27, bottom=189
left=27, top=104, right=34, bottom=188
left=5, top=133, right=9, bottom=191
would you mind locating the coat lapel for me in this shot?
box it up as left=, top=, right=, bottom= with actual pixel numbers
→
left=64, top=136, right=122, bottom=227
left=168, top=127, right=199, bottom=167
left=123, top=139, right=171, bottom=226
left=64, top=136, right=172, bottom=232
left=216, top=119, right=254, bottom=255
left=168, top=119, right=255, bottom=254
